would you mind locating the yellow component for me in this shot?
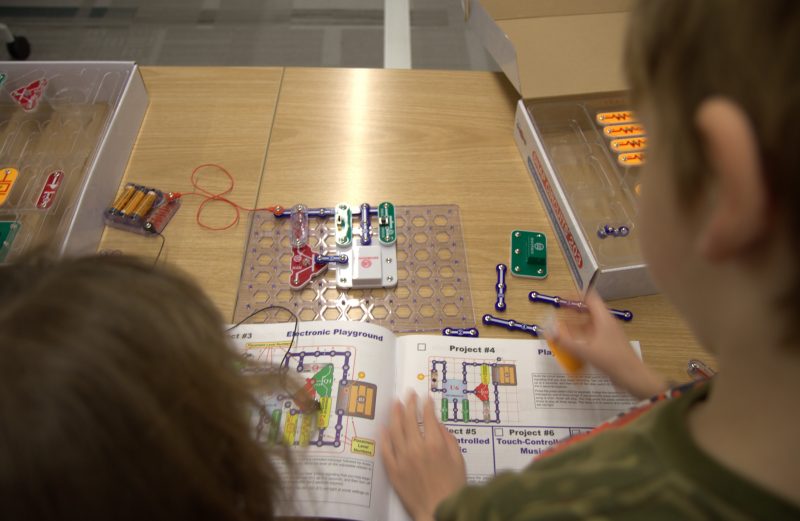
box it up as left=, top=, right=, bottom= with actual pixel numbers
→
left=417, top=373, right=425, bottom=381
left=480, top=365, right=490, bottom=385
left=358, top=371, right=366, bottom=379
left=610, top=137, right=648, bottom=153
left=0, top=168, right=19, bottom=207
left=351, top=437, right=376, bottom=457
left=617, top=152, right=646, bottom=167
left=348, top=386, right=360, bottom=414
left=493, top=365, right=517, bottom=385
left=299, top=413, right=313, bottom=447
left=120, top=188, right=146, bottom=216
left=131, top=190, right=157, bottom=219
left=364, top=386, right=375, bottom=417
left=317, top=396, right=332, bottom=429
left=283, top=412, right=298, bottom=446
left=603, top=124, right=646, bottom=139
left=338, top=381, right=377, bottom=419
left=110, top=184, right=135, bottom=212
left=347, top=383, right=375, bottom=418
left=547, top=339, right=584, bottom=374
left=595, top=111, right=636, bottom=126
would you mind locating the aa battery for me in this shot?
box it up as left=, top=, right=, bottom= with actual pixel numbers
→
left=109, top=184, right=136, bottom=214
left=120, top=187, right=147, bottom=216
left=130, top=190, right=157, bottom=220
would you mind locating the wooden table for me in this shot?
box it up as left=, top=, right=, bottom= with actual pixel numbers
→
left=99, top=67, right=713, bottom=384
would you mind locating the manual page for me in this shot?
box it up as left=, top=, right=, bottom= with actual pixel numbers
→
left=230, top=321, right=398, bottom=521
left=229, top=322, right=641, bottom=521
left=394, top=334, right=639, bottom=483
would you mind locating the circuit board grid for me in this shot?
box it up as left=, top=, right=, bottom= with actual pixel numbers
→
left=234, top=205, right=476, bottom=333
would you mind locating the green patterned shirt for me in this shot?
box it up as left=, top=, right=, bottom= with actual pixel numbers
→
left=436, top=382, right=800, bottom=520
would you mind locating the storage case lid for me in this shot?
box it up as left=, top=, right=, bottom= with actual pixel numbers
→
left=464, top=0, right=633, bottom=99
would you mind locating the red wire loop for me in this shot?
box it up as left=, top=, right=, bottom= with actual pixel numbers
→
left=179, top=163, right=282, bottom=231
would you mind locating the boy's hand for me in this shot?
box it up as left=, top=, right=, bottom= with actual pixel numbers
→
left=381, top=394, right=467, bottom=521
left=547, top=291, right=668, bottom=400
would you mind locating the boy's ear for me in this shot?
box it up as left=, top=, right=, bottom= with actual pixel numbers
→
left=695, top=98, right=768, bottom=262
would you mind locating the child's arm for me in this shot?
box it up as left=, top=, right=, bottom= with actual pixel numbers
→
left=546, top=291, right=668, bottom=400
left=381, top=394, right=467, bottom=521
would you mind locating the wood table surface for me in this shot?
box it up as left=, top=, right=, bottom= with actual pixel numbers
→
left=99, top=67, right=284, bottom=316
left=100, top=66, right=714, bottom=385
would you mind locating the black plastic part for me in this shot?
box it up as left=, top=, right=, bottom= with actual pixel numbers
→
left=7, top=36, right=30, bottom=61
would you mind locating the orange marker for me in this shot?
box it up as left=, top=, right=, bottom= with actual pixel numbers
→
left=617, top=152, right=645, bottom=167
left=610, top=137, right=648, bottom=153
left=546, top=339, right=584, bottom=374
left=603, top=124, right=646, bottom=139
left=596, top=111, right=636, bottom=126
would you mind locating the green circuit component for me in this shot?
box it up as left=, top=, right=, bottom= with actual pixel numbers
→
left=335, top=203, right=352, bottom=246
left=510, top=229, right=547, bottom=278
left=0, top=220, right=20, bottom=263
left=378, top=201, right=396, bottom=245
left=268, top=409, right=282, bottom=444
left=312, top=364, right=334, bottom=398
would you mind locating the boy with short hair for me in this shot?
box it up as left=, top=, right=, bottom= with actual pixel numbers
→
left=381, top=0, right=800, bottom=518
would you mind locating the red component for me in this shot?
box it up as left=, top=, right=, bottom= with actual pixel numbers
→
left=11, top=78, right=47, bottom=111
left=144, top=199, right=181, bottom=234
left=36, top=169, right=64, bottom=209
left=475, top=382, right=490, bottom=402
left=289, top=244, right=327, bottom=289
left=304, top=378, right=317, bottom=399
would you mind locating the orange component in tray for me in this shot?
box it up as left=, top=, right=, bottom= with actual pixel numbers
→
left=595, top=111, right=636, bottom=125
left=617, top=152, right=646, bottom=167
left=603, top=124, right=646, bottom=139
left=0, top=168, right=19, bottom=207
left=610, top=137, right=648, bottom=153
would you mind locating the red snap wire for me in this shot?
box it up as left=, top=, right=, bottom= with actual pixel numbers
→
left=177, top=163, right=282, bottom=231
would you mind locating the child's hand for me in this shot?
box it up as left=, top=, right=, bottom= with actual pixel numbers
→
left=381, top=394, right=466, bottom=521
left=547, top=291, right=668, bottom=400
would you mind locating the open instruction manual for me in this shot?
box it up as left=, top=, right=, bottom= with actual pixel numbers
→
left=228, top=321, right=641, bottom=521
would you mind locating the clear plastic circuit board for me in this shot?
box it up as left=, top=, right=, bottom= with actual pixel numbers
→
left=234, top=205, right=476, bottom=333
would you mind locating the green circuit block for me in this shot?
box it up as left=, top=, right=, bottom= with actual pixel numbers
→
left=269, top=409, right=282, bottom=444
left=378, top=201, right=396, bottom=245
left=0, top=220, right=21, bottom=263
left=510, top=229, right=547, bottom=278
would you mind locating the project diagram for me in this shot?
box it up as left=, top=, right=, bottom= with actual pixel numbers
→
left=430, top=358, right=518, bottom=423
left=252, top=346, right=377, bottom=452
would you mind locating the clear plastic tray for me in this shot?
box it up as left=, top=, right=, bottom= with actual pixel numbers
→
left=0, top=62, right=146, bottom=262
left=526, top=94, right=644, bottom=269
